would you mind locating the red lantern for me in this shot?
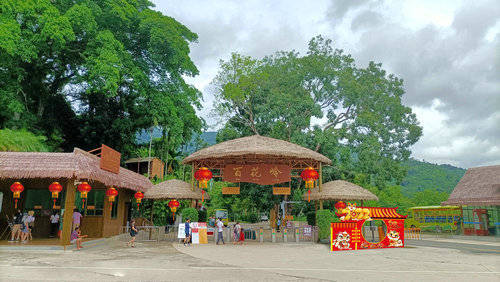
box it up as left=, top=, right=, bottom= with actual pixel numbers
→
left=10, top=182, right=24, bottom=209
left=335, top=201, right=346, bottom=210
left=106, top=187, right=119, bottom=211
left=48, top=182, right=63, bottom=209
left=168, top=199, right=180, bottom=220
left=77, top=182, right=92, bottom=209
left=134, top=191, right=144, bottom=210
left=300, top=167, right=319, bottom=189
left=194, top=167, right=212, bottom=189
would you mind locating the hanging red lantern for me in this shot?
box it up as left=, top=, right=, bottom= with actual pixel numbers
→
left=10, top=182, right=24, bottom=209
left=201, top=190, right=206, bottom=203
left=194, top=167, right=212, bottom=189
left=300, top=167, right=319, bottom=189
left=48, top=182, right=63, bottom=209
left=106, top=187, right=119, bottom=211
left=134, top=191, right=144, bottom=210
left=168, top=199, right=180, bottom=220
left=335, top=201, right=346, bottom=210
left=77, top=182, right=92, bottom=209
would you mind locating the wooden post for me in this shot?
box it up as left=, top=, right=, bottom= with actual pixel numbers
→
left=191, top=165, right=195, bottom=191
left=61, top=179, right=76, bottom=246
left=319, top=200, right=323, bottom=210
left=319, top=163, right=323, bottom=192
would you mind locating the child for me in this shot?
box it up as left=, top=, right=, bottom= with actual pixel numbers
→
left=127, top=220, right=138, bottom=247
left=71, top=227, right=87, bottom=250
left=238, top=227, right=245, bottom=245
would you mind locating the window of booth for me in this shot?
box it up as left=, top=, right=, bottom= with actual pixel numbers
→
left=76, top=190, right=105, bottom=216
left=111, top=195, right=119, bottom=219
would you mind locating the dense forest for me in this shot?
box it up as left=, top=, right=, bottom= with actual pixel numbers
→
left=0, top=0, right=462, bottom=221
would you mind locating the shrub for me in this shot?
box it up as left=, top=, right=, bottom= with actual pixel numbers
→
left=198, top=209, right=207, bottom=222
left=181, top=207, right=199, bottom=222
left=246, top=213, right=259, bottom=223
left=306, top=211, right=316, bottom=226
left=316, top=209, right=336, bottom=240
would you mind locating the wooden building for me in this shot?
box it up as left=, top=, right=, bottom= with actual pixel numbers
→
left=302, top=180, right=379, bottom=208
left=442, top=165, right=500, bottom=236
left=0, top=147, right=152, bottom=245
left=125, top=157, right=164, bottom=180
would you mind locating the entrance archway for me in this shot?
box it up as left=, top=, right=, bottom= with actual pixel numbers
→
left=182, top=135, right=332, bottom=228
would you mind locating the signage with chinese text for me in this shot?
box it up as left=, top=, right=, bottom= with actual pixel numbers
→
left=273, top=187, right=291, bottom=195
left=222, top=186, right=240, bottom=195
left=223, top=164, right=291, bottom=185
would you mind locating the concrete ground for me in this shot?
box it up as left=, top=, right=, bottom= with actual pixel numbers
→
left=0, top=239, right=499, bottom=281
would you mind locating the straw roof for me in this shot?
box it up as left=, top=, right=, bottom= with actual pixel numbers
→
left=442, top=165, right=500, bottom=206
left=182, top=135, right=331, bottom=164
left=303, top=180, right=378, bottom=201
left=0, top=148, right=152, bottom=192
left=145, top=179, right=209, bottom=200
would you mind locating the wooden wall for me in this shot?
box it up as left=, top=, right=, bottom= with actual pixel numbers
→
left=151, top=158, right=164, bottom=179
left=102, top=189, right=133, bottom=237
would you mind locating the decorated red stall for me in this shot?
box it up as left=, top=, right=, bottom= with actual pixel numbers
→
left=331, top=202, right=407, bottom=251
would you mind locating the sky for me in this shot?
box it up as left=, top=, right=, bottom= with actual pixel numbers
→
left=153, top=0, right=500, bottom=169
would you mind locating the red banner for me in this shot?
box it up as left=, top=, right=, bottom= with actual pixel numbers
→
left=223, top=164, right=291, bottom=185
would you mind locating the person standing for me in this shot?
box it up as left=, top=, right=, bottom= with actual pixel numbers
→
left=9, top=209, right=23, bottom=242
left=216, top=218, right=225, bottom=245
left=183, top=218, right=191, bottom=246
left=26, top=211, right=35, bottom=241
left=49, top=211, right=60, bottom=238
left=127, top=219, right=138, bottom=248
left=72, top=209, right=82, bottom=231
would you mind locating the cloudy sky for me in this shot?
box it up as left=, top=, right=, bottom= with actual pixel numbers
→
left=153, top=0, right=500, bottom=169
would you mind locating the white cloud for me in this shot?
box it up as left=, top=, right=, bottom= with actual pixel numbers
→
left=153, top=0, right=500, bottom=168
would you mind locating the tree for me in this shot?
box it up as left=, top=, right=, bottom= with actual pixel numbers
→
left=0, top=0, right=203, bottom=155
left=212, top=36, right=422, bottom=189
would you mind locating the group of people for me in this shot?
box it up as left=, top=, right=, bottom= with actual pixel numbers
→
left=9, top=209, right=35, bottom=243
left=232, top=222, right=245, bottom=245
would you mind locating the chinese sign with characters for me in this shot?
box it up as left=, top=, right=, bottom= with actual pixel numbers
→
left=223, top=164, right=291, bottom=185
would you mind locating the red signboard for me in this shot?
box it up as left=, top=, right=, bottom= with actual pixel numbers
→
left=223, top=164, right=291, bottom=185
left=331, top=202, right=406, bottom=251
left=100, top=144, right=121, bottom=174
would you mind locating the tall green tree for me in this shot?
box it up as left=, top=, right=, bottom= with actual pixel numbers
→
left=213, top=35, right=422, bottom=189
left=0, top=0, right=202, bottom=155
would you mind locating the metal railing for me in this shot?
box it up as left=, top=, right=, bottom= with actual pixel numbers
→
left=120, top=224, right=319, bottom=244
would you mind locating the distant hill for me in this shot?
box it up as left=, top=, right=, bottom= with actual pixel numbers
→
left=138, top=130, right=465, bottom=195
left=401, top=159, right=465, bottom=196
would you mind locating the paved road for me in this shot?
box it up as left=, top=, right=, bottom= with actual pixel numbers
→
left=407, top=239, right=500, bottom=254
left=1, top=239, right=499, bottom=281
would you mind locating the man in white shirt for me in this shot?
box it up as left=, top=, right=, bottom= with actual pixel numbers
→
left=216, top=218, right=225, bottom=245
left=50, top=211, right=60, bottom=238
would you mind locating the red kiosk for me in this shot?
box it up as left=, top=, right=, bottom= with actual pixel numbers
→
left=331, top=202, right=407, bottom=251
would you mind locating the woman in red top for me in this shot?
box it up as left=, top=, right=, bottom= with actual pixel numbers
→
left=238, top=227, right=245, bottom=245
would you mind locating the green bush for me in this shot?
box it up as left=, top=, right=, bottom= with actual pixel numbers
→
left=316, top=209, right=336, bottom=240
left=181, top=207, right=199, bottom=222
left=306, top=211, right=316, bottom=226
left=198, top=209, right=207, bottom=222
left=246, top=213, right=259, bottom=223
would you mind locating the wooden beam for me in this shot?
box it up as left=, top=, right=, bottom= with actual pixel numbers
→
left=61, top=179, right=76, bottom=246
left=319, top=163, right=323, bottom=193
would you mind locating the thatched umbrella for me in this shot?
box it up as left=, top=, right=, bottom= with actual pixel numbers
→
left=145, top=179, right=209, bottom=200
left=303, top=180, right=378, bottom=209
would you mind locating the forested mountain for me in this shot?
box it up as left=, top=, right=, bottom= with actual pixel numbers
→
left=401, top=159, right=465, bottom=196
